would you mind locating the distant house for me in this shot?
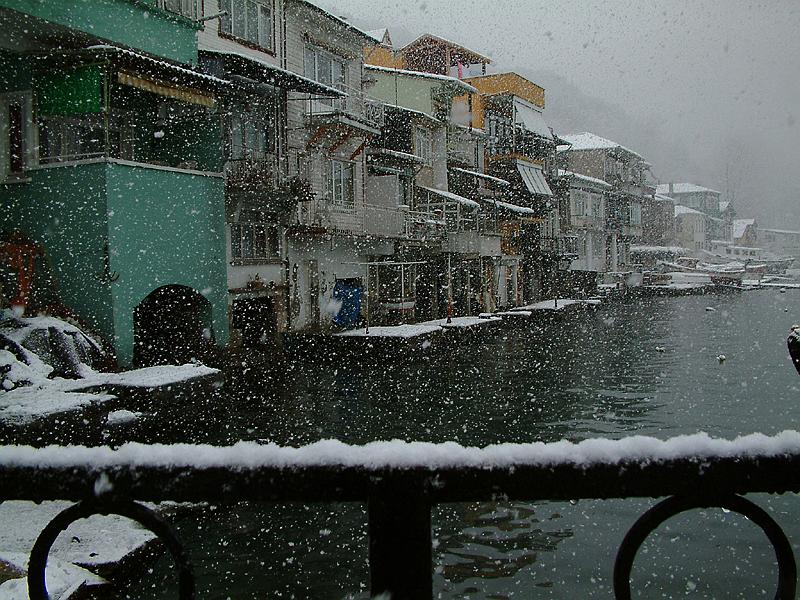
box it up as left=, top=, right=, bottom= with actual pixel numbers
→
left=760, top=228, right=800, bottom=260
left=656, top=182, right=731, bottom=242
left=558, top=132, right=653, bottom=272
left=674, top=205, right=708, bottom=251
left=733, top=218, right=758, bottom=247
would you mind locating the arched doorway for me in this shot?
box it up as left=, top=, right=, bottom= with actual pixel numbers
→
left=133, top=285, right=214, bottom=367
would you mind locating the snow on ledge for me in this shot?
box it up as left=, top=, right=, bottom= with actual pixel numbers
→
left=2, top=431, right=798, bottom=471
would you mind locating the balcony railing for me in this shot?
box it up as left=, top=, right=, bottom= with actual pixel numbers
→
left=299, top=201, right=445, bottom=241
left=2, top=431, right=798, bottom=599
left=306, top=82, right=384, bottom=131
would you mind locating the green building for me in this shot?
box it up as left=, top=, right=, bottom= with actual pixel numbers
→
left=0, top=0, right=230, bottom=366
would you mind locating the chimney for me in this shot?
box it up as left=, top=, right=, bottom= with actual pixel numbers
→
left=668, top=182, right=674, bottom=195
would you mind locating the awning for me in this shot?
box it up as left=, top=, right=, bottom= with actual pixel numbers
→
left=517, top=162, right=553, bottom=197
left=118, top=70, right=216, bottom=107
left=200, top=50, right=345, bottom=97
left=451, top=167, right=511, bottom=186
left=82, top=45, right=229, bottom=89
left=513, top=98, right=552, bottom=139
left=419, top=186, right=479, bottom=209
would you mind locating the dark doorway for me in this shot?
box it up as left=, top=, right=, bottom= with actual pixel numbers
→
left=133, top=285, right=214, bottom=367
left=232, top=296, right=276, bottom=348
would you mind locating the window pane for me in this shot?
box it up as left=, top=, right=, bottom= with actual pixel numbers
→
left=219, top=0, right=232, bottom=32
left=254, top=224, right=267, bottom=257
left=231, top=225, right=242, bottom=258
left=258, top=4, right=272, bottom=48
left=333, top=60, right=345, bottom=87
left=231, top=116, right=243, bottom=160
left=232, top=0, right=245, bottom=38
left=304, top=46, right=315, bottom=79
left=267, top=226, right=279, bottom=257
left=242, top=224, right=255, bottom=258
left=318, top=53, right=332, bottom=85
left=245, top=0, right=258, bottom=43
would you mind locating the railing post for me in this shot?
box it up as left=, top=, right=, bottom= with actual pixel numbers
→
left=368, top=474, right=432, bottom=600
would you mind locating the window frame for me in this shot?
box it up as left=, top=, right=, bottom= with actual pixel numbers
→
left=0, top=91, right=36, bottom=179
left=325, top=159, right=355, bottom=208
left=230, top=217, right=281, bottom=262
left=219, top=0, right=274, bottom=54
left=159, top=0, right=202, bottom=20
left=414, top=127, right=433, bottom=165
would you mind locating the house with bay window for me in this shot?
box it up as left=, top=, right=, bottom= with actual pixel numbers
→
left=197, top=0, right=343, bottom=346
left=0, top=0, right=230, bottom=367
left=456, top=71, right=567, bottom=302
left=275, top=0, right=390, bottom=333
left=558, top=132, right=651, bottom=273
left=559, top=170, right=610, bottom=273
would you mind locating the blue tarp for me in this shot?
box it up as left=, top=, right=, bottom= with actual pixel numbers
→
left=332, top=280, right=363, bottom=328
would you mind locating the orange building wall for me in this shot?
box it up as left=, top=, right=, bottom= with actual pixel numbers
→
left=465, top=73, right=545, bottom=109
left=363, top=45, right=405, bottom=69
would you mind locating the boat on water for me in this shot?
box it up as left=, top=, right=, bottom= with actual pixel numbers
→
left=703, top=241, right=794, bottom=273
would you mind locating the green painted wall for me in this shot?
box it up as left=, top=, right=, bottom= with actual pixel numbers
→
left=0, top=0, right=199, bottom=64
left=105, top=162, right=229, bottom=365
left=0, top=163, right=115, bottom=340
left=368, top=72, right=437, bottom=117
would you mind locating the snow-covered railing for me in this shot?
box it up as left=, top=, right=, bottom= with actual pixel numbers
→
left=2, top=431, right=799, bottom=599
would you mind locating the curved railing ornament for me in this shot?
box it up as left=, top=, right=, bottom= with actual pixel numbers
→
left=613, top=494, right=796, bottom=600
left=26, top=497, right=195, bottom=600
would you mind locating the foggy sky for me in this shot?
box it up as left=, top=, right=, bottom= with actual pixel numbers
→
left=315, top=0, right=800, bottom=228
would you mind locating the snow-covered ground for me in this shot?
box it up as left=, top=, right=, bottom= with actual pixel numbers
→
left=419, top=315, right=503, bottom=329
left=333, top=323, right=443, bottom=338
left=1, top=315, right=219, bottom=425
left=0, top=500, right=156, bottom=599
left=512, top=299, right=602, bottom=312
left=0, top=363, right=219, bottom=425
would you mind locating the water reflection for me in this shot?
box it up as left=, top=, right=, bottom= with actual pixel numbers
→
left=6, top=290, right=800, bottom=597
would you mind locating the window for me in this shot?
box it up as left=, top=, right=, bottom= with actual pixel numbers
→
left=220, top=0, right=273, bottom=51
left=1, top=92, right=35, bottom=177
left=304, top=44, right=346, bottom=108
left=415, top=128, right=433, bottom=164
left=592, top=196, right=603, bottom=219
left=229, top=108, right=274, bottom=160
left=231, top=210, right=280, bottom=260
left=572, top=190, right=587, bottom=216
left=159, top=0, right=201, bottom=20
left=629, top=202, right=642, bottom=225
left=325, top=159, right=354, bottom=207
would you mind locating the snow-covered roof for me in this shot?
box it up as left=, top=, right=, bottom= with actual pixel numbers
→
left=557, top=169, right=611, bottom=189
left=401, top=33, right=492, bottom=65
left=557, top=132, right=643, bottom=160
left=419, top=185, right=480, bottom=208
left=719, top=201, right=731, bottom=212
left=761, top=227, right=800, bottom=235
left=674, top=204, right=705, bottom=217
left=656, top=183, right=721, bottom=195
left=200, top=49, right=345, bottom=97
left=452, top=167, right=511, bottom=186
left=291, top=1, right=378, bottom=43
left=365, top=64, right=478, bottom=93
left=630, top=245, right=689, bottom=255
left=85, top=44, right=229, bottom=85
left=382, top=102, right=440, bottom=123
left=733, top=218, right=756, bottom=239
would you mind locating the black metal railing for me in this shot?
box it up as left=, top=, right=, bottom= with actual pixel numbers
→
left=2, top=434, right=799, bottom=599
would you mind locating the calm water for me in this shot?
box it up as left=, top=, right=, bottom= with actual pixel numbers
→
left=114, top=289, right=800, bottom=598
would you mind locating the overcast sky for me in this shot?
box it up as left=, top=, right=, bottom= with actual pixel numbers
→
left=316, top=0, right=800, bottom=227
